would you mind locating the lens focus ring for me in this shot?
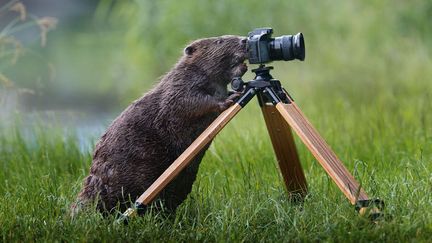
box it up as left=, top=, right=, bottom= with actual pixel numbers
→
left=281, top=36, right=294, bottom=61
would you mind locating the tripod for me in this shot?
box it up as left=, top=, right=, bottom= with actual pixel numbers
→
left=119, top=65, right=383, bottom=222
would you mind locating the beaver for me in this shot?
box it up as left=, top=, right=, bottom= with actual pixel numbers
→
left=72, top=35, right=248, bottom=215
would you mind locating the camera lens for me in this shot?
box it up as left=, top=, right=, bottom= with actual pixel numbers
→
left=270, top=33, right=305, bottom=61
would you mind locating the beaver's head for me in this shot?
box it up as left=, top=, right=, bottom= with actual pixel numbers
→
left=182, top=35, right=248, bottom=84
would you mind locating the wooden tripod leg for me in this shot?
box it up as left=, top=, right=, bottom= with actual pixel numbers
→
left=136, top=104, right=242, bottom=206
left=275, top=102, right=369, bottom=204
left=116, top=103, right=243, bottom=223
left=261, top=104, right=307, bottom=199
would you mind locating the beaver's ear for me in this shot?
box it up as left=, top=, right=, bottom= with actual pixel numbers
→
left=184, top=45, right=196, bottom=56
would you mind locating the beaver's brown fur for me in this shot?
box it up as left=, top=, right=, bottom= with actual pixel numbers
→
left=72, top=35, right=247, bottom=215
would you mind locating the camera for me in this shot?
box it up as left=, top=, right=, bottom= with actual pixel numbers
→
left=247, top=28, right=305, bottom=64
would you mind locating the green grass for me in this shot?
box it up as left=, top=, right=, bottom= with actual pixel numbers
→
left=1, top=74, right=432, bottom=241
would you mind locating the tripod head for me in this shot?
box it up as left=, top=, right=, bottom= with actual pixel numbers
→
left=231, top=65, right=273, bottom=92
left=252, top=65, right=274, bottom=81
left=231, top=64, right=291, bottom=106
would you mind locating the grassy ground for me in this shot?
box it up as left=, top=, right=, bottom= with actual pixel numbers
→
left=1, top=70, right=432, bottom=241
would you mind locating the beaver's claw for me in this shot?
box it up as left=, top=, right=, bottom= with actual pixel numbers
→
left=217, top=92, right=242, bottom=111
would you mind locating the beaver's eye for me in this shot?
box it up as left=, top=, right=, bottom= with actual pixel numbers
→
left=215, top=39, right=224, bottom=44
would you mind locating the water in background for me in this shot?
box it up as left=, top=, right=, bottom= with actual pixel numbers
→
left=1, top=90, right=114, bottom=154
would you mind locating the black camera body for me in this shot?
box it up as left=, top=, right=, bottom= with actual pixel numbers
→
left=247, top=28, right=305, bottom=64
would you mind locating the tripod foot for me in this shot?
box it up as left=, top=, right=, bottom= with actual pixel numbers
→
left=115, top=202, right=148, bottom=225
left=355, top=199, right=385, bottom=222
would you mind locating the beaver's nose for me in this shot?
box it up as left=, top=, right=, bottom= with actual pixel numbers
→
left=240, top=38, right=247, bottom=44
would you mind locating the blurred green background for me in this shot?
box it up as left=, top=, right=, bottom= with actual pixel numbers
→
left=2, top=0, right=431, bottom=115
left=1, top=0, right=432, bottom=241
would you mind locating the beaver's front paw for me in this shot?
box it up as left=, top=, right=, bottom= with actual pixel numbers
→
left=217, top=92, right=242, bottom=112
left=227, top=92, right=242, bottom=102
left=217, top=99, right=234, bottom=112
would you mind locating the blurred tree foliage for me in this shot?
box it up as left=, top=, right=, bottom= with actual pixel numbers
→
left=99, top=0, right=431, bottom=102
left=2, top=0, right=431, bottom=109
